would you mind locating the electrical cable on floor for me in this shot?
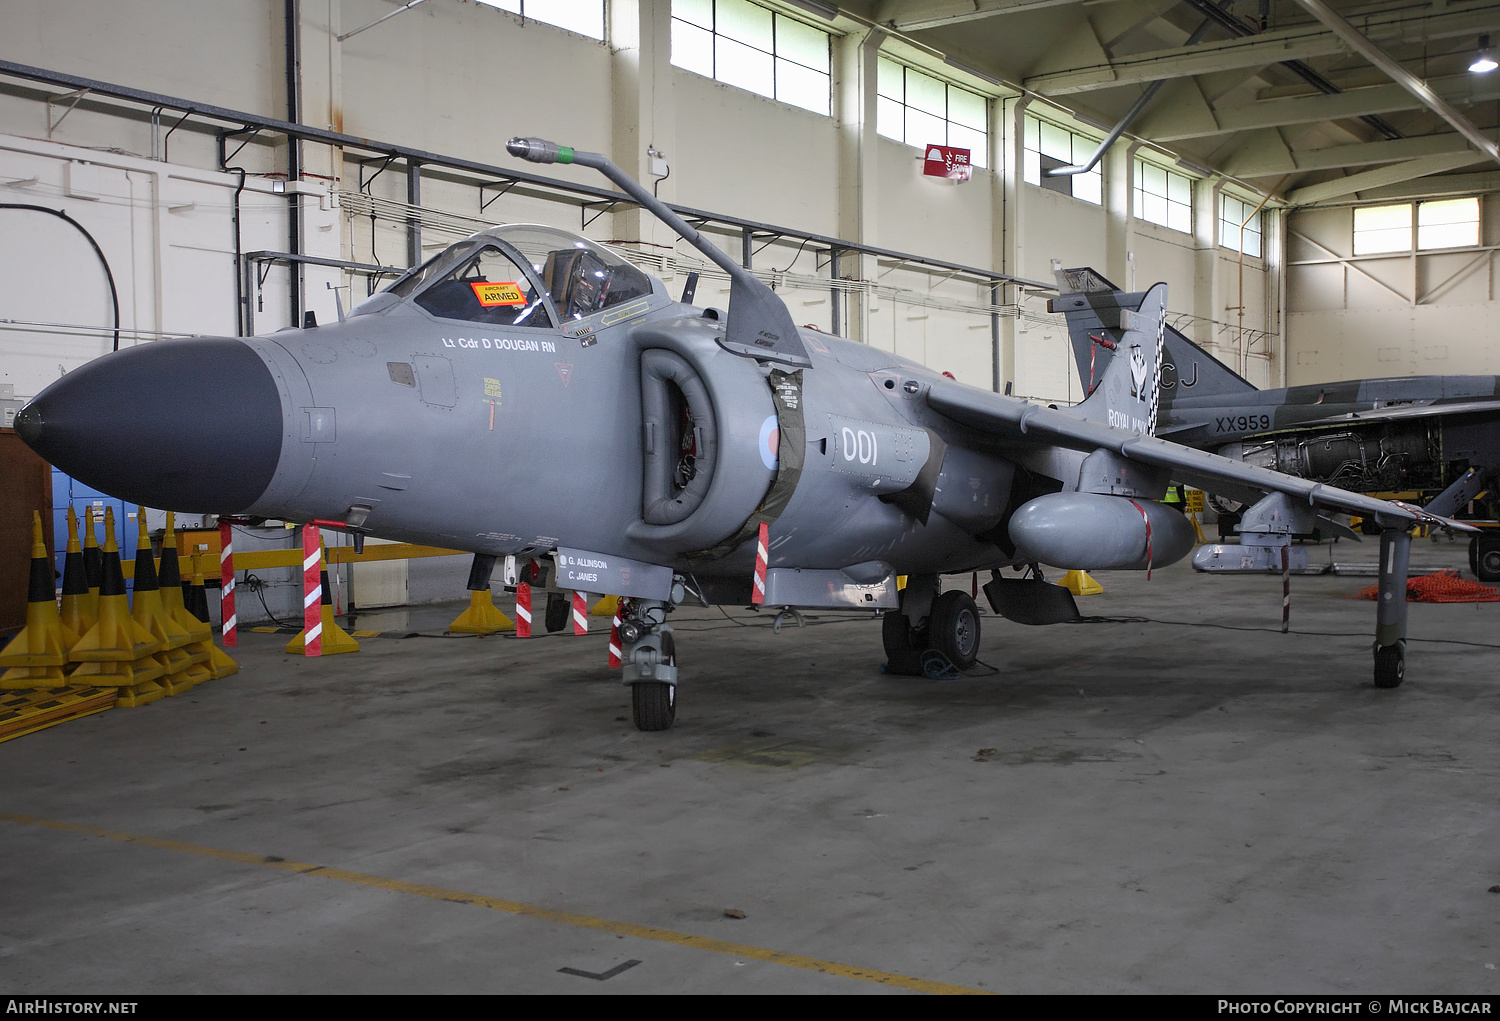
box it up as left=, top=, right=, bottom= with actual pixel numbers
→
left=1068, top=614, right=1500, bottom=649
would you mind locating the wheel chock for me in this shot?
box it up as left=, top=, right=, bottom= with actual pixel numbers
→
left=285, top=544, right=359, bottom=655
left=69, top=509, right=166, bottom=705
left=449, top=589, right=514, bottom=634
left=1061, top=570, right=1104, bottom=596
left=129, top=507, right=198, bottom=695
left=589, top=594, right=619, bottom=617
left=58, top=508, right=95, bottom=639
left=0, top=511, right=78, bottom=689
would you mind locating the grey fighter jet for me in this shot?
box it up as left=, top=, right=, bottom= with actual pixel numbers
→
left=13, top=138, right=1469, bottom=730
left=1052, top=266, right=1500, bottom=578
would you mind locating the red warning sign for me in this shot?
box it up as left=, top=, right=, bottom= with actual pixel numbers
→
left=923, top=145, right=972, bottom=181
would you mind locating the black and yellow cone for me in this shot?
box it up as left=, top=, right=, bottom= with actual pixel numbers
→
left=158, top=513, right=212, bottom=688
left=449, top=589, right=514, bottom=633
left=286, top=541, right=359, bottom=655
left=69, top=508, right=165, bottom=705
left=58, top=507, right=95, bottom=639
left=81, top=506, right=102, bottom=627
left=0, top=511, right=77, bottom=689
left=184, top=550, right=212, bottom=624
left=589, top=594, right=619, bottom=617
left=190, top=550, right=238, bottom=679
left=129, top=506, right=195, bottom=695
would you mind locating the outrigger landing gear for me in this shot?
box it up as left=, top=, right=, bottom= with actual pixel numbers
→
left=619, top=579, right=687, bottom=731
left=1374, top=528, right=1411, bottom=689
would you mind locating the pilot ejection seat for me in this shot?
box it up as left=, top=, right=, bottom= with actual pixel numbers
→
left=542, top=247, right=613, bottom=321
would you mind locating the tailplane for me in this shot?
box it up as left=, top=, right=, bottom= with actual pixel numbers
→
left=1050, top=264, right=1257, bottom=404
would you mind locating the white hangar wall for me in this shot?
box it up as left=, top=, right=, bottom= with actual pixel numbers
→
left=0, top=0, right=1289, bottom=409
left=1286, top=200, right=1500, bottom=386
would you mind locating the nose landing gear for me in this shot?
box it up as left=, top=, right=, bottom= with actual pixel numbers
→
left=618, top=580, right=687, bottom=731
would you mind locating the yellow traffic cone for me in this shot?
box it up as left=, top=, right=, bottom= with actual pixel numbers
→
left=58, top=507, right=95, bottom=639
left=129, top=507, right=196, bottom=695
left=157, top=513, right=212, bottom=688
left=1061, top=570, right=1104, bottom=596
left=80, top=505, right=102, bottom=625
left=589, top=594, right=619, bottom=617
left=70, top=508, right=166, bottom=705
left=450, top=588, right=514, bottom=633
left=286, top=540, right=359, bottom=655
left=0, top=511, right=77, bottom=689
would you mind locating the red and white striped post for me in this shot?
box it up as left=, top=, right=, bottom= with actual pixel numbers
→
left=515, top=560, right=533, bottom=638
left=301, top=524, right=322, bottom=657
left=572, top=590, right=589, bottom=635
left=607, top=606, right=622, bottom=668
left=218, top=519, right=237, bottom=647
left=751, top=522, right=769, bottom=605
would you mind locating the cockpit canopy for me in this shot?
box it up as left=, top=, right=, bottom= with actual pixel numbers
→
left=380, top=224, right=656, bottom=327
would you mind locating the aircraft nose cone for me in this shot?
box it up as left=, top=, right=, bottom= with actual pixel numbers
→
left=18, top=338, right=285, bottom=513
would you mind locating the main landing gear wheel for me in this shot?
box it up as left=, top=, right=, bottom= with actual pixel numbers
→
left=1374, top=641, right=1406, bottom=689
left=1472, top=534, right=1500, bottom=582
left=881, top=608, right=928, bottom=676
left=929, top=590, right=981, bottom=671
left=631, top=633, right=677, bottom=731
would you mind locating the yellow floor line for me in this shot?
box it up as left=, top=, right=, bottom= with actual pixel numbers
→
left=1, top=813, right=987, bottom=995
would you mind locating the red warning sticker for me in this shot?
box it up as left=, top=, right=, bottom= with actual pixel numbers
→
left=471, top=281, right=527, bottom=306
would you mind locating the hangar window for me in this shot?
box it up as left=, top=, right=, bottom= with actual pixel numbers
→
left=1418, top=197, right=1480, bottom=250
left=479, top=1, right=605, bottom=41
left=1022, top=116, right=1099, bottom=203
left=877, top=58, right=989, bottom=169
left=1135, top=159, right=1192, bottom=234
left=1354, top=203, right=1412, bottom=255
left=1220, top=194, right=1263, bottom=258
left=671, top=0, right=832, bottom=116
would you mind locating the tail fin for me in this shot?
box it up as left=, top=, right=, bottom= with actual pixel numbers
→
left=1067, top=282, right=1167, bottom=437
left=1050, top=264, right=1258, bottom=403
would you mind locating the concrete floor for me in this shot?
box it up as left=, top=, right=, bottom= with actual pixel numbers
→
left=3, top=536, right=1498, bottom=994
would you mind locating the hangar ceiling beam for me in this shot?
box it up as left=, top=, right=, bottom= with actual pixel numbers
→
left=1220, top=132, right=1477, bottom=178
left=873, top=0, right=1083, bottom=31
left=1024, top=3, right=1500, bottom=95
left=1138, top=74, right=1500, bottom=141
left=1285, top=152, right=1488, bottom=205
left=1289, top=0, right=1500, bottom=168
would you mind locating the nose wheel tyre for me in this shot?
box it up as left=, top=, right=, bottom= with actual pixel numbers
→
left=929, top=590, right=981, bottom=671
left=1374, top=641, right=1406, bottom=689
left=631, top=633, right=677, bottom=731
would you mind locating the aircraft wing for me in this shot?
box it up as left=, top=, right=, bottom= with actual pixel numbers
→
left=1273, top=397, right=1500, bottom=429
left=925, top=380, right=1473, bottom=531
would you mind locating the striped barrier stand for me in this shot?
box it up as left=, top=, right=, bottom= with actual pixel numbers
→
left=218, top=520, right=237, bottom=647
left=751, top=522, right=769, bottom=605
left=302, top=524, right=322, bottom=657
left=607, top=607, right=622, bottom=668
left=572, top=591, right=589, bottom=635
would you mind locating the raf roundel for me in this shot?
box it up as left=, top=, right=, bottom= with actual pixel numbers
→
left=758, top=414, right=780, bottom=470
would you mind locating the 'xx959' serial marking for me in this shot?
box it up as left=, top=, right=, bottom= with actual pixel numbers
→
left=1216, top=414, right=1272, bottom=433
